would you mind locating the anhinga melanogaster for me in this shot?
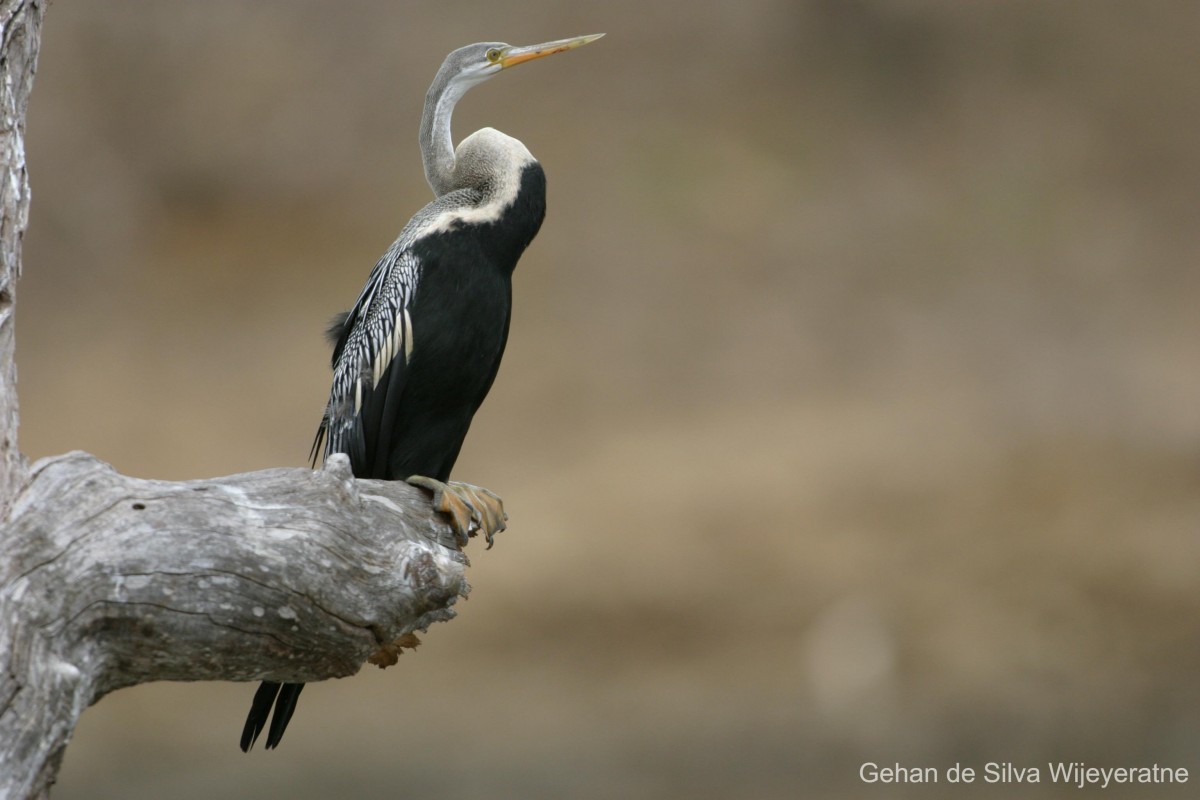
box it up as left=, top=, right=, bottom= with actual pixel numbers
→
left=239, top=33, right=602, bottom=752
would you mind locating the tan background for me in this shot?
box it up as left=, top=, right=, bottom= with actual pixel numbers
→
left=17, top=2, right=1200, bottom=798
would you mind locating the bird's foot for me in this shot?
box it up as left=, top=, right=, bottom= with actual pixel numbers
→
left=406, top=476, right=507, bottom=548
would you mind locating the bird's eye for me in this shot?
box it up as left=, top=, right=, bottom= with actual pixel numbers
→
left=486, top=48, right=502, bottom=63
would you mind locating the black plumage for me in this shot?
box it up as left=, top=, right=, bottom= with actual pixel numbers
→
left=334, top=162, right=546, bottom=483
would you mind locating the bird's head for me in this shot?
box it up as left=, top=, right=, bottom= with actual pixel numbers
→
left=435, top=34, right=605, bottom=93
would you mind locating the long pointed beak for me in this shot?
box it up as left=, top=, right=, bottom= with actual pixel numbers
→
left=499, top=33, right=605, bottom=70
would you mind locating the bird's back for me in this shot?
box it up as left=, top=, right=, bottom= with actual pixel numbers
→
left=323, top=154, right=546, bottom=481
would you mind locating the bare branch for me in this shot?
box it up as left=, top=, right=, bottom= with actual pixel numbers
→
left=1, top=452, right=471, bottom=798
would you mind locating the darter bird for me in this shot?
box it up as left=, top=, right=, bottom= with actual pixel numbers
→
left=239, top=32, right=603, bottom=752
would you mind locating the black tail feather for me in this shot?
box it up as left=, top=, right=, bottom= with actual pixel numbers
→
left=240, top=680, right=306, bottom=751
left=265, top=683, right=305, bottom=749
left=240, top=681, right=282, bottom=752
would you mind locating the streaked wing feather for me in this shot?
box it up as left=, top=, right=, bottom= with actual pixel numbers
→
left=319, top=248, right=421, bottom=478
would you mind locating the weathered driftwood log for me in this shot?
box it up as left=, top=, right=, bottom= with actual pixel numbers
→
left=0, top=451, right=472, bottom=798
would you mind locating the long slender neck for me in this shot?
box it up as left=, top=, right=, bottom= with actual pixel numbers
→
left=419, top=77, right=470, bottom=198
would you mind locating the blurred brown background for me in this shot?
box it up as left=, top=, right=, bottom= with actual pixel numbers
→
left=17, top=1, right=1200, bottom=798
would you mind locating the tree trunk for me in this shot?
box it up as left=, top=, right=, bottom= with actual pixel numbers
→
left=0, top=5, right=480, bottom=797
left=0, top=0, right=39, bottom=515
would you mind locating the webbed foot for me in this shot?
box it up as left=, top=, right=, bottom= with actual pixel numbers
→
left=406, top=476, right=507, bottom=548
